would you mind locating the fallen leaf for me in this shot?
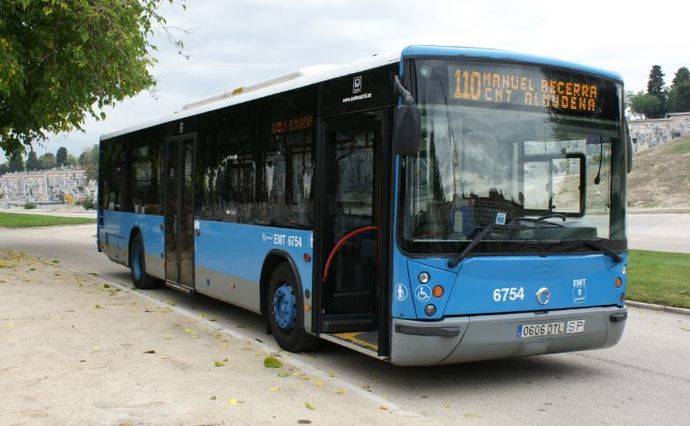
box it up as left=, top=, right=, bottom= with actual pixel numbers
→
left=314, top=380, right=323, bottom=387
left=51, top=259, right=60, bottom=264
left=277, top=371, right=290, bottom=378
left=297, top=420, right=312, bottom=424
left=94, top=304, right=102, bottom=309
left=214, top=358, right=228, bottom=367
left=336, top=389, right=346, bottom=395
left=263, top=356, right=282, bottom=368
left=228, top=397, right=242, bottom=406
left=210, top=396, right=217, bottom=400
left=464, top=412, right=481, bottom=419
left=269, top=386, right=280, bottom=392
left=304, top=402, right=315, bottom=410
left=143, top=350, right=155, bottom=354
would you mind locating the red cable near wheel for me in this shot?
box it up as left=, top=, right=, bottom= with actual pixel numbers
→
left=321, top=225, right=378, bottom=282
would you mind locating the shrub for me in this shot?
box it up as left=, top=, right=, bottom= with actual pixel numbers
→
left=24, top=202, right=36, bottom=209
left=80, top=196, right=95, bottom=210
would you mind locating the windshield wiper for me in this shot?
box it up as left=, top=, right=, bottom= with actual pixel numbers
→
left=448, top=224, right=497, bottom=268
left=583, top=239, right=623, bottom=263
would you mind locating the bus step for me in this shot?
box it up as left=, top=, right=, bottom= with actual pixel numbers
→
left=164, top=280, right=194, bottom=294
left=320, top=313, right=374, bottom=333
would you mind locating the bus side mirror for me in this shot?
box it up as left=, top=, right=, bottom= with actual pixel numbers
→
left=625, top=120, right=634, bottom=173
left=393, top=104, right=421, bottom=156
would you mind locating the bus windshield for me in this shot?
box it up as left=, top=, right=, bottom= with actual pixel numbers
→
left=402, top=59, right=625, bottom=253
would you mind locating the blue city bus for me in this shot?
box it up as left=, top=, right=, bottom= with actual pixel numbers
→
left=97, top=45, right=632, bottom=365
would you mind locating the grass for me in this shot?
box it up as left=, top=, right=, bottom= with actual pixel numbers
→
left=669, top=136, right=690, bottom=155
left=627, top=249, right=690, bottom=309
left=0, top=212, right=96, bottom=228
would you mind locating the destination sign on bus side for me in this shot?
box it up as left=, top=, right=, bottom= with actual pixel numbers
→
left=448, top=64, right=606, bottom=116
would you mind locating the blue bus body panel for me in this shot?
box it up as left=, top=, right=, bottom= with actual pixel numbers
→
left=392, top=252, right=627, bottom=320
left=194, top=220, right=313, bottom=318
left=401, top=45, right=623, bottom=82
left=99, top=210, right=165, bottom=278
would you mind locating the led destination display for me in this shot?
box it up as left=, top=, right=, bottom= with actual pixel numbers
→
left=444, top=63, right=620, bottom=120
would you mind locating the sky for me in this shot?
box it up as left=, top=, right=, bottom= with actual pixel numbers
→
left=14, top=0, right=690, bottom=160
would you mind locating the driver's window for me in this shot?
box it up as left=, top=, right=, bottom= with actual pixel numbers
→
left=523, top=156, right=583, bottom=215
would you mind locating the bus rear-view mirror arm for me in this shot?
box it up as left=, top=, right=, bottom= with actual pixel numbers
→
left=393, top=75, right=421, bottom=156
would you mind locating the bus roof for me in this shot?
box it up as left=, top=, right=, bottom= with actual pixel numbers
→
left=402, top=45, right=623, bottom=82
left=101, top=45, right=622, bottom=141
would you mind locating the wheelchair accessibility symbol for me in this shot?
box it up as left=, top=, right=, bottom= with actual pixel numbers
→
left=415, top=285, right=431, bottom=302
left=395, top=283, right=408, bottom=302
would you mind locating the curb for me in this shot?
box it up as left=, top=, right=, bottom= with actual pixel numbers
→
left=626, top=300, right=690, bottom=316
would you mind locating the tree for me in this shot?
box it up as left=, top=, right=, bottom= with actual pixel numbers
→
left=26, top=150, right=40, bottom=170
left=56, top=146, right=68, bottom=166
left=8, top=151, right=23, bottom=172
left=39, top=153, right=56, bottom=170
left=0, top=1, right=186, bottom=158
left=0, top=162, right=8, bottom=175
left=645, top=65, right=667, bottom=118
left=629, top=91, right=663, bottom=119
left=672, top=67, right=690, bottom=87
left=668, top=67, right=690, bottom=113
left=79, top=144, right=99, bottom=181
left=66, top=154, right=79, bottom=167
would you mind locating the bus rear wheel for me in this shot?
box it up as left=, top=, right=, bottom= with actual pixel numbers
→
left=267, top=263, right=318, bottom=352
left=129, top=233, right=160, bottom=290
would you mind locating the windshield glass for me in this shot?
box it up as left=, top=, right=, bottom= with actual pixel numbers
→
left=402, top=59, right=626, bottom=253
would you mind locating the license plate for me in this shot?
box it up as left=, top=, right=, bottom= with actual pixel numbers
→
left=517, top=320, right=585, bottom=338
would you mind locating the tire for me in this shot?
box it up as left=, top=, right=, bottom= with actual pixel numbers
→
left=267, top=263, right=318, bottom=352
left=129, top=233, right=160, bottom=290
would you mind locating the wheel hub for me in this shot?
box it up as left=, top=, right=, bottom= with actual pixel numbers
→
left=272, top=283, right=297, bottom=331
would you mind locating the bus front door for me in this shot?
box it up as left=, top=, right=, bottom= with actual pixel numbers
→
left=164, top=135, right=195, bottom=292
left=317, top=111, right=386, bottom=345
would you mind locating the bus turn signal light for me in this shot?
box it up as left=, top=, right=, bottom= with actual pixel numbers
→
left=432, top=285, right=444, bottom=298
left=615, top=277, right=622, bottom=288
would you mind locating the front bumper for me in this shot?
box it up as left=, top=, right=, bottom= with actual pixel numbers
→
left=390, top=306, right=627, bottom=366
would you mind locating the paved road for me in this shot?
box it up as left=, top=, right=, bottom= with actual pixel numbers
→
left=1, top=225, right=689, bottom=425
left=629, top=213, right=690, bottom=253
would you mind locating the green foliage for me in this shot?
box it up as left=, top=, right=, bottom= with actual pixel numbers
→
left=56, top=146, right=67, bottom=166
left=671, top=67, right=690, bottom=87
left=25, top=150, right=39, bottom=170
left=8, top=151, right=23, bottom=172
left=23, top=202, right=36, bottom=209
left=0, top=0, right=186, bottom=157
left=39, top=152, right=56, bottom=169
left=668, top=67, right=690, bottom=113
left=644, top=65, right=667, bottom=118
left=66, top=153, right=78, bottom=167
left=80, top=144, right=99, bottom=181
left=629, top=91, right=663, bottom=118
left=0, top=162, right=8, bottom=175
left=79, top=195, right=95, bottom=210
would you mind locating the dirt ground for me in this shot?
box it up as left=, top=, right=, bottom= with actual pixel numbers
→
left=0, top=249, right=402, bottom=425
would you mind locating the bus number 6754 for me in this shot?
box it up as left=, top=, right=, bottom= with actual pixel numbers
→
left=493, top=287, right=525, bottom=302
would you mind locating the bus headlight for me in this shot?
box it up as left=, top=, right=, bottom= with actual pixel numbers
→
left=424, top=304, right=436, bottom=316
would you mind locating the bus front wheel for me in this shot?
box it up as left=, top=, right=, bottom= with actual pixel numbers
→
left=129, top=233, right=160, bottom=290
left=267, top=263, right=318, bottom=352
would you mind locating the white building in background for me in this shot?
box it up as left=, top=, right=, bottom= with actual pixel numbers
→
left=0, top=167, right=95, bottom=204
left=628, top=112, right=690, bottom=152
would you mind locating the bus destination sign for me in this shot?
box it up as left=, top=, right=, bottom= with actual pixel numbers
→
left=448, top=64, right=614, bottom=118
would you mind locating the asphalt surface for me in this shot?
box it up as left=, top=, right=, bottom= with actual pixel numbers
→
left=1, top=224, right=689, bottom=425
left=628, top=213, right=690, bottom=253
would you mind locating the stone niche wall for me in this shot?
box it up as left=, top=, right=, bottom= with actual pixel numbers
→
left=628, top=112, right=690, bottom=152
